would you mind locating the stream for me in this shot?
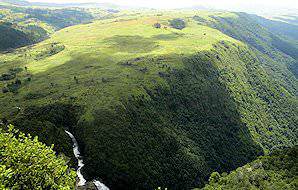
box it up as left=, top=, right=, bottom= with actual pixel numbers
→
left=65, top=131, right=109, bottom=190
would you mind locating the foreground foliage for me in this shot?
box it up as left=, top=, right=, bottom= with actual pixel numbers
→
left=0, top=125, right=76, bottom=189
left=200, top=146, right=298, bottom=190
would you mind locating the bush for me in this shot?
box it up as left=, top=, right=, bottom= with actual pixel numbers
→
left=24, top=92, right=46, bottom=100
left=0, top=125, right=76, bottom=189
left=6, top=79, right=22, bottom=93
left=9, top=67, right=23, bottom=74
left=0, top=73, right=15, bottom=81
left=0, top=67, right=23, bottom=81
left=169, top=18, right=186, bottom=30
left=34, top=43, right=65, bottom=60
left=153, top=23, right=161, bottom=29
left=2, top=87, right=9, bottom=93
left=209, top=172, right=221, bottom=184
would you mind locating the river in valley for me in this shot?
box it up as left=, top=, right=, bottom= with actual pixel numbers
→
left=65, top=131, right=109, bottom=190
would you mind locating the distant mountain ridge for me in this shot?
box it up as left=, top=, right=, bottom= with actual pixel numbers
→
left=0, top=0, right=121, bottom=9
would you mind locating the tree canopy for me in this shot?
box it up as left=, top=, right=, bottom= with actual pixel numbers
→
left=200, top=146, right=298, bottom=190
left=0, top=125, right=76, bottom=190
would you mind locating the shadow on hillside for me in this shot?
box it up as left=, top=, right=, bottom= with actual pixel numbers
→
left=103, top=35, right=159, bottom=53
left=152, top=33, right=183, bottom=41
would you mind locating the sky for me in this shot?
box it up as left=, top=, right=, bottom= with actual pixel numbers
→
left=27, top=0, right=298, bottom=10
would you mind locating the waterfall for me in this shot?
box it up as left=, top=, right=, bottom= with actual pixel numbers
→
left=65, top=131, right=109, bottom=190
left=93, top=180, right=110, bottom=190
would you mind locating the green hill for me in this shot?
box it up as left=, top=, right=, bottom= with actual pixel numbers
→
left=194, top=12, right=298, bottom=78
left=0, top=3, right=113, bottom=51
left=0, top=10, right=297, bottom=190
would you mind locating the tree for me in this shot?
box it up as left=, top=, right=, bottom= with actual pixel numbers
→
left=0, top=125, right=76, bottom=189
left=209, top=172, right=221, bottom=184
left=169, top=18, right=186, bottom=30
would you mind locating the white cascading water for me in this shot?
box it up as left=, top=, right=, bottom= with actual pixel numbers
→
left=65, top=131, right=109, bottom=190
left=93, top=180, right=110, bottom=190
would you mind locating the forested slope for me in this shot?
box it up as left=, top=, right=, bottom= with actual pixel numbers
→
left=194, top=12, right=298, bottom=79
left=199, top=146, right=297, bottom=190
left=0, top=21, right=31, bottom=51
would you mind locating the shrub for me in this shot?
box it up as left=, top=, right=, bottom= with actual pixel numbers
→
left=169, top=18, right=186, bottom=30
left=74, top=76, right=79, bottom=84
left=0, top=67, right=23, bottom=81
left=9, top=67, right=23, bottom=74
left=0, top=73, right=15, bottom=81
left=24, top=92, right=47, bottom=100
left=34, top=43, right=65, bottom=60
left=6, top=79, right=22, bottom=93
left=2, top=87, right=9, bottom=93
left=208, top=172, right=221, bottom=184
left=102, top=77, right=109, bottom=83
left=15, top=79, right=22, bottom=85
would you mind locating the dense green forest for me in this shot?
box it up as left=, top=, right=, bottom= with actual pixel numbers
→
left=0, top=21, right=31, bottom=51
left=200, top=146, right=297, bottom=190
left=0, top=2, right=297, bottom=190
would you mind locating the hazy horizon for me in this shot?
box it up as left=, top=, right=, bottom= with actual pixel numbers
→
left=26, top=0, right=298, bottom=10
